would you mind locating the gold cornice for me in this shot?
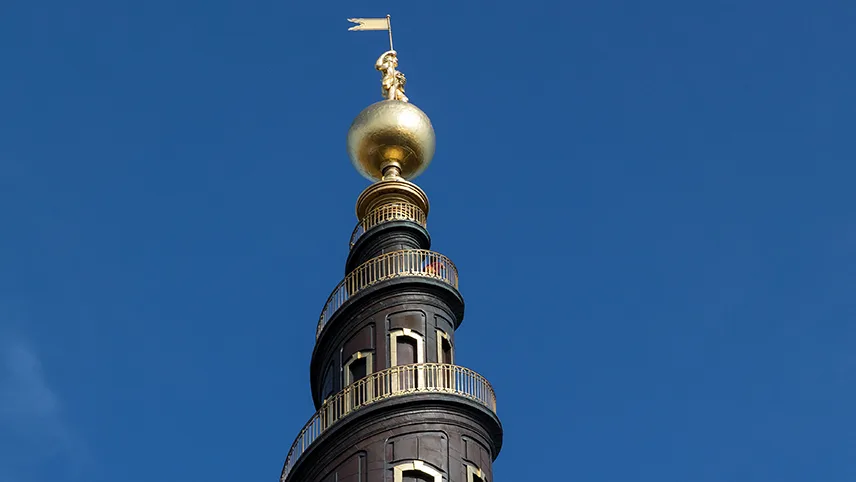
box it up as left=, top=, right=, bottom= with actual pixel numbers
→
left=355, top=178, right=430, bottom=220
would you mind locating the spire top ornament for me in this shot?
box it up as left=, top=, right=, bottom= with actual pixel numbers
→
left=346, top=16, right=435, bottom=181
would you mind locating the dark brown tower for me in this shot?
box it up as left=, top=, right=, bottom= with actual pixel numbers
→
left=280, top=42, right=502, bottom=482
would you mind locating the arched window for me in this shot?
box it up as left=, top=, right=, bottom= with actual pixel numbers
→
left=393, top=461, right=442, bottom=482
left=436, top=329, right=453, bottom=364
left=389, top=329, right=425, bottom=390
left=343, top=350, right=374, bottom=409
left=390, top=328, right=424, bottom=366
left=434, top=329, right=455, bottom=390
left=343, top=350, right=374, bottom=385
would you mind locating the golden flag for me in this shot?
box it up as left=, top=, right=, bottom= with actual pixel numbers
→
left=347, top=18, right=390, bottom=31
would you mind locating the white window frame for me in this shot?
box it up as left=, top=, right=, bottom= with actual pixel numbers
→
left=393, top=460, right=442, bottom=482
left=389, top=328, right=425, bottom=390
left=343, top=350, right=374, bottom=386
left=389, top=328, right=425, bottom=366
left=342, top=350, right=374, bottom=411
left=466, top=464, right=487, bottom=482
left=436, top=329, right=453, bottom=364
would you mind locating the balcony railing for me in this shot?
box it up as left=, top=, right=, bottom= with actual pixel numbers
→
left=317, top=249, right=458, bottom=338
left=349, top=202, right=427, bottom=248
left=281, top=363, right=496, bottom=481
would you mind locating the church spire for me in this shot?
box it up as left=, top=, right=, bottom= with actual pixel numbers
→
left=280, top=18, right=502, bottom=482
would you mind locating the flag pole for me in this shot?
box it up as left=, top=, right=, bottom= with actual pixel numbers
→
left=386, top=14, right=394, bottom=51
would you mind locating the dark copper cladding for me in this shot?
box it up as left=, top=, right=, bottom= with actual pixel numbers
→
left=281, top=193, right=502, bottom=482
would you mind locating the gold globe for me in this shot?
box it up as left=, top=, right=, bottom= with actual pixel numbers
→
left=347, top=100, right=435, bottom=181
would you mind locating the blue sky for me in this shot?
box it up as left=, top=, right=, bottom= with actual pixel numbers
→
left=1, top=0, right=854, bottom=481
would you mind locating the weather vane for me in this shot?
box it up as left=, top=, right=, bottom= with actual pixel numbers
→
left=347, top=15, right=408, bottom=102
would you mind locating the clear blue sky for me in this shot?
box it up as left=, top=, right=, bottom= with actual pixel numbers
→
left=1, top=1, right=854, bottom=481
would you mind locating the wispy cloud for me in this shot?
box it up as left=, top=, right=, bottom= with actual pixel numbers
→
left=0, top=341, right=60, bottom=418
left=0, top=336, right=89, bottom=481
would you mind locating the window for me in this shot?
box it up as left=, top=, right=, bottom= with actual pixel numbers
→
left=397, top=336, right=418, bottom=365
left=389, top=329, right=425, bottom=390
left=349, top=357, right=367, bottom=381
left=389, top=328, right=425, bottom=366
left=436, top=330, right=453, bottom=364
left=344, top=351, right=373, bottom=385
left=466, top=464, right=487, bottom=482
left=441, top=338, right=453, bottom=364
left=401, top=471, right=432, bottom=482
left=393, top=461, right=442, bottom=482
left=343, top=351, right=374, bottom=409
left=434, top=330, right=455, bottom=390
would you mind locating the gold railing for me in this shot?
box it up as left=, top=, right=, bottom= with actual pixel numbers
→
left=349, top=202, right=427, bottom=248
left=281, top=363, right=496, bottom=481
left=317, top=249, right=458, bottom=338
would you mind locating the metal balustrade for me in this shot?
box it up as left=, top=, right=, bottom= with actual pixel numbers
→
left=349, top=202, right=427, bottom=248
left=317, top=250, right=458, bottom=338
left=281, top=363, right=496, bottom=481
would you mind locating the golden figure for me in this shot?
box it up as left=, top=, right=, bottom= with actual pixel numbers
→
left=375, top=50, right=408, bottom=102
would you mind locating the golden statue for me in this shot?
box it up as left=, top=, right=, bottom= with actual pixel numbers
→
left=375, top=50, right=408, bottom=102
